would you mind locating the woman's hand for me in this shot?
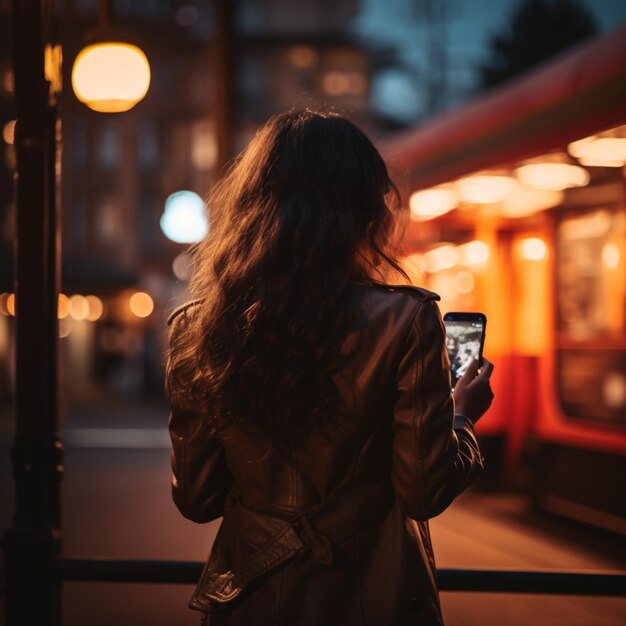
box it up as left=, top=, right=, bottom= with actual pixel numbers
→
left=453, top=357, right=494, bottom=424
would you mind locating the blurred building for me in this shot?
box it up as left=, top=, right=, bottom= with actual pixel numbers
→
left=0, top=0, right=402, bottom=407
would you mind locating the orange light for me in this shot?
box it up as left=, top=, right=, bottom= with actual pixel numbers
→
left=409, top=187, right=458, bottom=220
left=515, top=163, right=589, bottom=191
left=569, top=136, right=626, bottom=167
left=457, top=175, right=515, bottom=204
left=129, top=291, right=154, bottom=318
left=71, top=43, right=151, bottom=113
left=601, top=243, right=620, bottom=268
left=286, top=45, right=318, bottom=68
left=458, top=240, right=489, bottom=266
left=59, top=317, right=72, bottom=338
left=57, top=293, right=70, bottom=319
left=85, top=295, right=104, bottom=321
left=453, top=271, right=475, bottom=294
left=0, top=293, right=10, bottom=316
left=424, top=245, right=459, bottom=273
left=3, top=120, right=15, bottom=145
left=69, top=294, right=89, bottom=321
left=517, top=237, right=548, bottom=261
left=7, top=293, right=15, bottom=316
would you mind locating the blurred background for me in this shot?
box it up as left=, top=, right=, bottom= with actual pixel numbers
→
left=1, top=0, right=626, bottom=624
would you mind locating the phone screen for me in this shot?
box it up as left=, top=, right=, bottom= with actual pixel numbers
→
left=444, top=314, right=486, bottom=390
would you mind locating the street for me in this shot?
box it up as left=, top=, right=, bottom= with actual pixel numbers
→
left=1, top=404, right=625, bottom=626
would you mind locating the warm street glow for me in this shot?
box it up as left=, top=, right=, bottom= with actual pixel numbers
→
left=567, top=135, right=596, bottom=158
left=72, top=43, right=151, bottom=113
left=59, top=318, right=72, bottom=338
left=69, top=294, right=89, bottom=320
left=3, top=119, right=15, bottom=144
left=457, top=175, right=515, bottom=204
left=517, top=237, right=548, bottom=261
left=0, top=293, right=10, bottom=316
left=172, top=252, right=193, bottom=282
left=409, top=187, right=458, bottom=220
left=502, top=182, right=564, bottom=217
left=85, top=295, right=104, bottom=321
left=453, top=270, right=475, bottom=294
left=515, top=163, right=589, bottom=191
left=458, top=240, right=489, bottom=266
left=321, top=71, right=366, bottom=96
left=568, top=129, right=626, bottom=167
left=129, top=291, right=154, bottom=318
left=424, top=245, right=459, bottom=273
left=58, top=293, right=70, bottom=319
left=192, top=122, right=218, bottom=170
left=287, top=45, right=318, bottom=68
left=602, top=243, right=620, bottom=268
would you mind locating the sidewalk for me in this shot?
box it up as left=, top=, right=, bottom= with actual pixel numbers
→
left=0, top=400, right=171, bottom=450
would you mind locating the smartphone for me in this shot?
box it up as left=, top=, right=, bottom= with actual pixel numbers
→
left=443, top=312, right=487, bottom=390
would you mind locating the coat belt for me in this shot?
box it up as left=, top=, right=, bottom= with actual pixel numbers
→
left=190, top=480, right=395, bottom=610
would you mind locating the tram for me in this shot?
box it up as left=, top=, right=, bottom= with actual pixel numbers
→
left=386, top=24, right=626, bottom=534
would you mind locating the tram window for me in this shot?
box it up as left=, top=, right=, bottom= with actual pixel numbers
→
left=555, top=206, right=626, bottom=426
left=556, top=207, right=625, bottom=337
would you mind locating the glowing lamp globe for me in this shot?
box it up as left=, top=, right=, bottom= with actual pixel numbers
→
left=71, top=42, right=151, bottom=113
left=160, top=191, right=208, bottom=244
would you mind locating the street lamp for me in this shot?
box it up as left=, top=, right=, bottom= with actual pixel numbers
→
left=70, top=0, right=151, bottom=113
left=71, top=42, right=150, bottom=113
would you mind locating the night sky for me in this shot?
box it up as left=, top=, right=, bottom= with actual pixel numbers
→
left=353, top=0, right=626, bottom=123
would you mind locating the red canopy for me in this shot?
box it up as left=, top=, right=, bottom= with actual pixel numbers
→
left=383, top=24, right=626, bottom=190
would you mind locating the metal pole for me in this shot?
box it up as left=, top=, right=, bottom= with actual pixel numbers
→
left=3, top=1, right=63, bottom=624
left=212, top=0, right=235, bottom=175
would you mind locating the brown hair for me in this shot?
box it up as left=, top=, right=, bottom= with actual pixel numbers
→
left=167, top=110, right=407, bottom=449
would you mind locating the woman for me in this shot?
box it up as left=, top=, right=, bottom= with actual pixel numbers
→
left=165, top=110, right=494, bottom=625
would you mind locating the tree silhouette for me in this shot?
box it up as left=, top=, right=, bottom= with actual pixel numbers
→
left=478, top=0, right=598, bottom=89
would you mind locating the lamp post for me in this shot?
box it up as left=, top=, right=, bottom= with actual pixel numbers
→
left=3, top=1, right=63, bottom=624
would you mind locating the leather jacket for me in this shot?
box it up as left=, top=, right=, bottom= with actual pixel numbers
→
left=166, top=282, right=484, bottom=626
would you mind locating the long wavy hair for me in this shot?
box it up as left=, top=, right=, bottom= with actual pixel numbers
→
left=167, top=110, right=407, bottom=449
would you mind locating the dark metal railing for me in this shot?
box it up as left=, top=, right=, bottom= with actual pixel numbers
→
left=58, top=558, right=626, bottom=597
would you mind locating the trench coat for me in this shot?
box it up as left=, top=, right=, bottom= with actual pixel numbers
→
left=166, top=282, right=484, bottom=626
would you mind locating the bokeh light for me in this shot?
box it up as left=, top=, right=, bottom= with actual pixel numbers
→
left=453, top=270, right=476, bottom=294
left=0, top=293, right=10, bottom=316
left=3, top=119, right=15, bottom=144
left=129, top=291, right=154, bottom=318
left=602, top=243, right=620, bottom=268
left=457, top=175, right=516, bottom=204
left=160, top=190, right=208, bottom=243
left=287, top=45, right=318, bottom=68
left=85, top=295, right=104, bottom=321
left=59, top=317, right=72, bottom=338
left=57, top=293, right=70, bottom=319
left=515, top=163, right=589, bottom=191
left=424, top=245, right=460, bottom=273
left=458, top=240, right=489, bottom=266
left=569, top=133, right=626, bottom=167
left=409, top=187, right=458, bottom=220
left=518, top=237, right=548, bottom=261
left=69, top=294, right=89, bottom=321
left=172, top=252, right=194, bottom=282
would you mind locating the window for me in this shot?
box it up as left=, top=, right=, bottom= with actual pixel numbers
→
left=137, top=119, right=159, bottom=170
left=555, top=205, right=626, bottom=426
left=97, top=121, right=120, bottom=171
